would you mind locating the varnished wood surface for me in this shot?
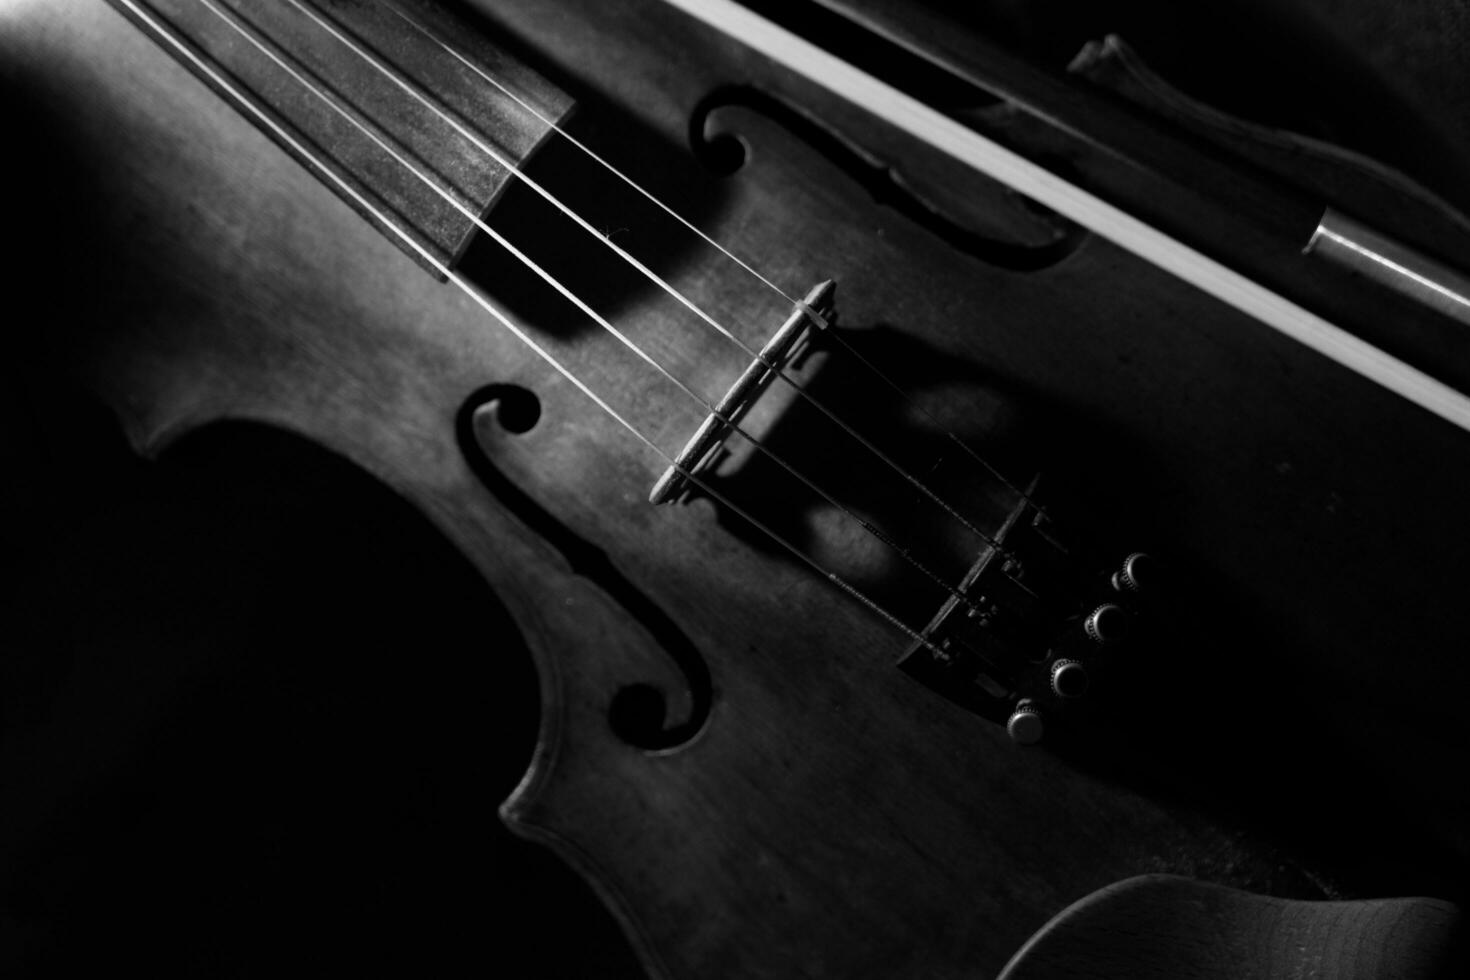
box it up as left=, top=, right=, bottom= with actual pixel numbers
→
left=4, top=0, right=1470, bottom=977
left=0, top=413, right=646, bottom=977
left=999, top=875, right=1465, bottom=979
left=100, top=0, right=573, bottom=276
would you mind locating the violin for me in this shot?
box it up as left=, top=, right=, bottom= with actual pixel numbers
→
left=3, top=0, right=1469, bottom=975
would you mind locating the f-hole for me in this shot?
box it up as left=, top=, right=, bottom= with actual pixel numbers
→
left=455, top=384, right=713, bottom=751
left=688, top=84, right=1087, bottom=271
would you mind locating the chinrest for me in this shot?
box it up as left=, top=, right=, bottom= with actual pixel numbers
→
left=998, top=875, right=1464, bottom=979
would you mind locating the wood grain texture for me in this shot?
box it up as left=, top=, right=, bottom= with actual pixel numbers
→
left=999, top=875, right=1465, bottom=979
left=103, top=0, right=571, bottom=275
left=4, top=1, right=1470, bottom=977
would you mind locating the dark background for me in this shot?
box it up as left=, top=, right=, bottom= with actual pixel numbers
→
left=3, top=0, right=1467, bottom=976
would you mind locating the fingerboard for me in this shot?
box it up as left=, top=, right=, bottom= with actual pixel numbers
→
left=106, top=0, right=573, bottom=279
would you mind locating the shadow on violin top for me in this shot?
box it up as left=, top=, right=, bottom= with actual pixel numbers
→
left=672, top=318, right=1034, bottom=614
left=455, top=77, right=1089, bottom=350
left=456, top=110, right=745, bottom=341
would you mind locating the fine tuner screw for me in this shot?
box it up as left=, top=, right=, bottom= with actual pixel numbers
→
left=1084, top=603, right=1127, bottom=644
left=1050, top=658, right=1088, bottom=698
left=1111, top=552, right=1154, bottom=593
left=1006, top=700, right=1044, bottom=745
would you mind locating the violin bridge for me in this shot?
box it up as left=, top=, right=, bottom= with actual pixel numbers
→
left=648, top=280, right=836, bottom=505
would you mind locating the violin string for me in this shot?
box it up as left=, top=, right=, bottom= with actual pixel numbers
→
left=194, top=0, right=1008, bottom=620
left=119, top=0, right=960, bottom=660
left=378, top=0, right=1038, bottom=509
left=278, top=0, right=1030, bottom=560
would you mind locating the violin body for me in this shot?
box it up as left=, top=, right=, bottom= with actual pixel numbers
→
left=4, top=0, right=1469, bottom=976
